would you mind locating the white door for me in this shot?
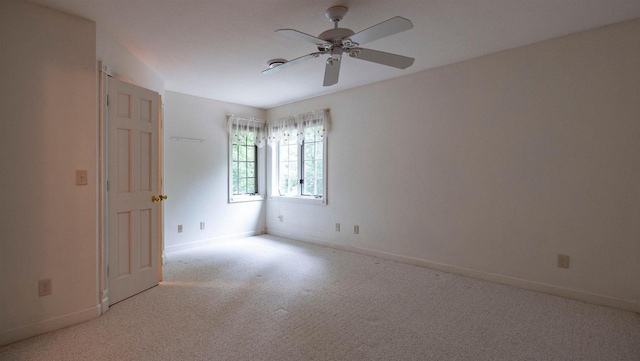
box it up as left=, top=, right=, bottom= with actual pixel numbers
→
left=107, top=77, right=161, bottom=305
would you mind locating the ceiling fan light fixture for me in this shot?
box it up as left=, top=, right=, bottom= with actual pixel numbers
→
left=326, top=54, right=342, bottom=65
left=341, top=39, right=358, bottom=48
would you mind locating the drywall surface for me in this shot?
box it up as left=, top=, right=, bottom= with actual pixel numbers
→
left=97, top=27, right=165, bottom=97
left=163, top=91, right=267, bottom=251
left=266, top=19, right=640, bottom=310
left=0, top=0, right=99, bottom=345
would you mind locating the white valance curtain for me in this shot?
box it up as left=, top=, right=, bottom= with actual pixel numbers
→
left=228, top=116, right=267, bottom=148
left=267, top=109, right=331, bottom=146
left=228, top=108, right=330, bottom=147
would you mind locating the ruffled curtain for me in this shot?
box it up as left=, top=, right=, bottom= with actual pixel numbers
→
left=267, top=109, right=330, bottom=146
left=228, top=109, right=330, bottom=148
left=228, top=116, right=267, bottom=148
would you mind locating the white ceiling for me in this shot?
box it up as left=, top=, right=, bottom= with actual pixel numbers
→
left=31, top=0, right=640, bottom=109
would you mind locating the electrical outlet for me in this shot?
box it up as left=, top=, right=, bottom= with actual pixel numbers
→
left=354, top=225, right=359, bottom=234
left=200, top=222, right=205, bottom=230
left=178, top=225, right=183, bottom=233
left=278, top=215, right=283, bottom=222
left=335, top=223, right=340, bottom=231
left=39, top=279, right=52, bottom=297
left=558, top=254, right=570, bottom=269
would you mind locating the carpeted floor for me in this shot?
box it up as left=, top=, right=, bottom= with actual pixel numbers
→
left=1, top=235, right=639, bottom=360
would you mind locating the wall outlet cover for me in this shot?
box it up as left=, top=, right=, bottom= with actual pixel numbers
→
left=39, top=279, right=52, bottom=297
left=558, top=254, right=570, bottom=269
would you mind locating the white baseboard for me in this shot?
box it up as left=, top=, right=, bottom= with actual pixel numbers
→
left=0, top=305, right=101, bottom=347
left=267, top=230, right=640, bottom=314
left=164, top=230, right=265, bottom=254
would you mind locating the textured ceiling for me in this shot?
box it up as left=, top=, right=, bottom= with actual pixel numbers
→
left=30, top=0, right=640, bottom=109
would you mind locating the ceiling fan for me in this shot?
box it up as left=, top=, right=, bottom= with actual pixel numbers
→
left=262, top=6, right=415, bottom=86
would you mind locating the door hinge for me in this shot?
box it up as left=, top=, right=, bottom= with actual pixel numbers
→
left=106, top=180, right=110, bottom=192
left=107, top=265, right=110, bottom=277
left=106, top=94, right=109, bottom=106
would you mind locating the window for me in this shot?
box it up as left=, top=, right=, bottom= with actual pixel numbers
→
left=228, top=116, right=266, bottom=203
left=277, top=126, right=325, bottom=198
left=269, top=109, right=329, bottom=205
left=231, top=133, right=257, bottom=195
left=301, top=126, right=324, bottom=196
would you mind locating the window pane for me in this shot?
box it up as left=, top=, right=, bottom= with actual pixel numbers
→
left=288, top=144, right=298, bottom=161
left=304, top=127, right=316, bottom=140
left=247, top=178, right=255, bottom=193
left=279, top=144, right=288, bottom=162
left=246, top=147, right=255, bottom=161
left=304, top=160, right=314, bottom=178
left=247, top=162, right=255, bottom=178
left=315, top=142, right=323, bottom=159
left=239, top=177, right=246, bottom=193
left=304, top=142, right=314, bottom=160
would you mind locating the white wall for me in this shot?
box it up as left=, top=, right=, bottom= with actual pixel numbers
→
left=266, top=19, right=640, bottom=311
left=163, top=91, right=267, bottom=251
left=97, top=27, right=165, bottom=97
left=0, top=0, right=99, bottom=345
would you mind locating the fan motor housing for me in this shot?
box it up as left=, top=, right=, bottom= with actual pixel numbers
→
left=317, top=28, right=356, bottom=50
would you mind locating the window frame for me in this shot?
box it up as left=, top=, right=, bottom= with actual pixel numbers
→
left=228, top=128, right=265, bottom=203
left=270, top=125, right=327, bottom=205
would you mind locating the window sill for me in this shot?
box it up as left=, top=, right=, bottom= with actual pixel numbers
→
left=270, top=195, right=326, bottom=205
left=229, top=194, right=264, bottom=203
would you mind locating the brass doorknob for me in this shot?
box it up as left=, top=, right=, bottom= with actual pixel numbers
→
left=152, top=195, right=167, bottom=202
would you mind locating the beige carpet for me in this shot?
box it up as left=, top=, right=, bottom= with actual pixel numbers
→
left=1, top=235, right=639, bottom=361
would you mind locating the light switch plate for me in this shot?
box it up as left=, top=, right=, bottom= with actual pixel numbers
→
left=76, top=170, right=88, bottom=185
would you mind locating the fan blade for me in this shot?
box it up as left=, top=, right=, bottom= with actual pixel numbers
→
left=323, top=59, right=341, bottom=86
left=349, top=48, right=414, bottom=69
left=262, top=52, right=325, bottom=74
left=348, top=17, right=413, bottom=46
left=276, top=29, right=331, bottom=48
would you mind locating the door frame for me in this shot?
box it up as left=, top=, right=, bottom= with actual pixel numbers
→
left=98, top=61, right=164, bottom=314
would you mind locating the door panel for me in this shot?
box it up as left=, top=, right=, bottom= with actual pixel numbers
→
left=108, top=77, right=160, bottom=305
